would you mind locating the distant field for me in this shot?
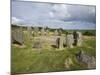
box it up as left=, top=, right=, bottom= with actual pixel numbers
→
left=11, top=30, right=96, bottom=74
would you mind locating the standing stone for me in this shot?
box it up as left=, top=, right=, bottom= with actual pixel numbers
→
left=66, top=34, right=74, bottom=48
left=56, top=37, right=64, bottom=49
left=12, top=29, right=24, bottom=45
left=73, top=31, right=77, bottom=46
left=41, top=28, right=45, bottom=35
left=60, top=36, right=64, bottom=49
left=58, top=29, right=62, bottom=36
left=73, top=31, right=82, bottom=46
left=56, top=38, right=60, bottom=48
left=33, top=27, right=39, bottom=36
left=54, top=30, right=59, bottom=36
left=27, top=27, right=32, bottom=37
left=45, top=27, right=49, bottom=36
left=77, top=32, right=82, bottom=46
left=45, top=29, right=49, bottom=36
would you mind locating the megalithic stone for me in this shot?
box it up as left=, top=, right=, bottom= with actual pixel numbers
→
left=73, top=31, right=82, bottom=46
left=59, top=36, right=64, bottom=49
left=73, top=31, right=78, bottom=46
left=56, top=38, right=60, bottom=48
left=58, top=30, right=62, bottom=36
left=41, top=28, right=45, bottom=35
left=34, top=27, right=39, bottom=36
left=12, top=29, right=24, bottom=45
left=56, top=36, right=64, bottom=49
left=77, top=32, right=82, bottom=46
left=66, top=34, right=74, bottom=48
left=76, top=50, right=96, bottom=69
left=45, top=29, right=49, bottom=36
left=27, top=27, right=32, bottom=37
left=54, top=30, right=59, bottom=36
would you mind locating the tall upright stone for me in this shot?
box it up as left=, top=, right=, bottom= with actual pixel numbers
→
left=56, top=38, right=60, bottom=48
left=27, top=26, right=32, bottom=37
left=58, top=29, right=62, bottom=36
left=77, top=32, right=82, bottom=46
left=73, top=31, right=78, bottom=46
left=45, top=29, right=49, bottom=36
left=59, top=36, right=64, bottom=49
left=73, top=31, right=82, bottom=46
left=12, top=28, right=24, bottom=45
left=66, top=34, right=74, bottom=48
left=33, top=27, right=39, bottom=36
left=41, top=28, right=45, bottom=35
left=56, top=36, right=64, bottom=49
left=54, top=30, right=59, bottom=36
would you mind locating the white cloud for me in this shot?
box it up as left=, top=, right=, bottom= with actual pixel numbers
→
left=12, top=17, right=22, bottom=24
left=49, top=11, right=54, bottom=18
left=50, top=4, right=70, bottom=20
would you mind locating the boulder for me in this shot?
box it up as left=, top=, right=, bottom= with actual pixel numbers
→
left=76, top=50, right=96, bottom=69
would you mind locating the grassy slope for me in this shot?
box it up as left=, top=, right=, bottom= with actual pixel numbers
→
left=11, top=32, right=96, bottom=74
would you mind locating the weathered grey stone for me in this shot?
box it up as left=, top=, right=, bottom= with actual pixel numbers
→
left=58, top=30, right=62, bottom=36
left=73, top=31, right=77, bottom=46
left=27, top=26, right=32, bottom=31
left=12, top=29, right=24, bottom=45
left=87, top=56, right=96, bottom=69
left=59, top=36, right=64, bottom=49
left=56, top=38, right=60, bottom=48
left=33, top=36, right=64, bottom=49
left=27, top=27, right=32, bottom=37
left=76, top=50, right=96, bottom=69
left=55, top=36, right=64, bottom=49
left=73, top=31, right=82, bottom=46
left=66, top=34, right=74, bottom=48
left=54, top=30, right=59, bottom=36
left=41, top=28, right=46, bottom=35
left=45, top=29, right=49, bottom=36
left=33, top=27, right=39, bottom=36
left=77, top=32, right=82, bottom=46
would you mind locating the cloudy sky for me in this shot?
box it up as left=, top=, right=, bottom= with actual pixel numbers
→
left=12, top=1, right=96, bottom=30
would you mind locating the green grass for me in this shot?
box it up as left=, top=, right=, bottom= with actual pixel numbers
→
left=11, top=32, right=96, bottom=74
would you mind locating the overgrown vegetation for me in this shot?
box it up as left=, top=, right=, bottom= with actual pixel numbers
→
left=82, top=30, right=96, bottom=36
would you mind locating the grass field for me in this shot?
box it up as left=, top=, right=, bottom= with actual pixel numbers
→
left=11, top=31, right=96, bottom=74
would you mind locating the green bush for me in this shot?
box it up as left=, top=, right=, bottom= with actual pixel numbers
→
left=82, top=30, right=96, bottom=36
